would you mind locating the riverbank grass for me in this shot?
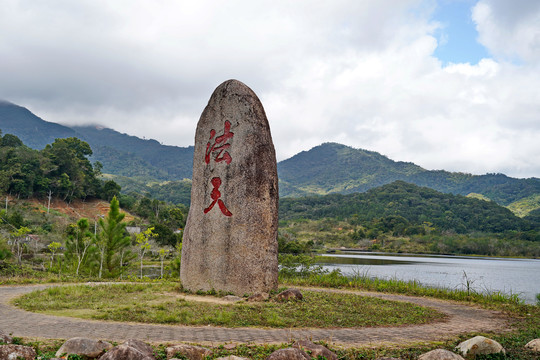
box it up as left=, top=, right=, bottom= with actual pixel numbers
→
left=278, top=254, right=525, bottom=306
left=13, top=282, right=445, bottom=328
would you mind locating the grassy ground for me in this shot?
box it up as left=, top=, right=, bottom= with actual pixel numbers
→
left=12, top=282, right=444, bottom=328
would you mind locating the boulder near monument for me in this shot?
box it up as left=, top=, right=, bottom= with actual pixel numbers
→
left=180, top=79, right=279, bottom=295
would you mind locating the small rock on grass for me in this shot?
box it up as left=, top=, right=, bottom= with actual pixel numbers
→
left=293, top=340, right=337, bottom=360
left=418, top=349, right=465, bottom=360
left=223, top=295, right=244, bottom=302
left=166, top=344, right=212, bottom=360
left=455, top=336, right=505, bottom=356
left=275, top=289, right=303, bottom=301
left=525, top=338, right=540, bottom=352
left=0, top=344, right=37, bottom=360
left=266, top=348, right=311, bottom=360
left=55, top=337, right=113, bottom=358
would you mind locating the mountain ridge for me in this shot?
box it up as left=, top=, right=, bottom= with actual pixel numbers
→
left=278, top=142, right=540, bottom=206
left=1, top=100, right=539, bottom=209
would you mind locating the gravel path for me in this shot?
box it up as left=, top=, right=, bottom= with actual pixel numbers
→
left=0, top=284, right=509, bottom=346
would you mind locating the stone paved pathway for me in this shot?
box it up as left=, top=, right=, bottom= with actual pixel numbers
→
left=0, top=284, right=509, bottom=346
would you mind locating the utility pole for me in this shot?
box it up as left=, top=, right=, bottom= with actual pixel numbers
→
left=47, top=190, right=52, bottom=214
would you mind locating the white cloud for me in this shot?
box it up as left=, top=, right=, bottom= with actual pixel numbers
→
left=472, top=0, right=540, bottom=62
left=0, top=0, right=539, bottom=178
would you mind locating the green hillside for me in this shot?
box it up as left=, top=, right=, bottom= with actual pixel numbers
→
left=278, top=143, right=540, bottom=205
left=71, top=125, right=194, bottom=181
left=279, top=181, right=534, bottom=234
left=0, top=101, right=194, bottom=183
left=0, top=101, right=80, bottom=149
left=507, top=194, right=540, bottom=218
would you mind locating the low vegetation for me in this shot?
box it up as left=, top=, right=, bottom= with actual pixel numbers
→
left=278, top=181, right=540, bottom=258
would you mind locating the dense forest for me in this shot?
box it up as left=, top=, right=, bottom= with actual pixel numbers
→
left=278, top=181, right=540, bottom=257
left=279, top=181, right=538, bottom=237
left=0, top=130, right=114, bottom=201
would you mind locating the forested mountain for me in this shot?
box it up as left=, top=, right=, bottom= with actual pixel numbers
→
left=0, top=101, right=194, bottom=182
left=71, top=125, right=194, bottom=181
left=279, top=181, right=535, bottom=235
left=2, top=100, right=540, bottom=211
left=278, top=143, right=540, bottom=206
left=0, top=100, right=80, bottom=149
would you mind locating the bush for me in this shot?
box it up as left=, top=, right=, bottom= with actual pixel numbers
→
left=0, top=237, right=12, bottom=261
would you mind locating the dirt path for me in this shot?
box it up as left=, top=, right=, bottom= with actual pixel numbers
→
left=0, top=284, right=509, bottom=347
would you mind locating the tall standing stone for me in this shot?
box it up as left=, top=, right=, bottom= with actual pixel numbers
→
left=180, top=79, right=279, bottom=295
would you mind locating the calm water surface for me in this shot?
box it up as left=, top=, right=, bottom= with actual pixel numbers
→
left=316, top=252, right=540, bottom=304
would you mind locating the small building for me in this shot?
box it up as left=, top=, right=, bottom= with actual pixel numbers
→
left=126, top=226, right=141, bottom=234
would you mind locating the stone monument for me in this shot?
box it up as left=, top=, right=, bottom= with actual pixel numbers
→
left=180, top=79, right=279, bottom=295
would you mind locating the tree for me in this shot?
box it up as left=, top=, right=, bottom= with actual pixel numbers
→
left=151, top=223, right=178, bottom=246
left=98, top=196, right=131, bottom=278
left=47, top=241, right=61, bottom=270
left=135, top=227, right=155, bottom=279
left=102, top=180, right=121, bottom=201
left=0, top=134, right=23, bottom=147
left=10, top=226, right=30, bottom=266
left=158, top=248, right=169, bottom=278
left=65, top=218, right=95, bottom=276
left=0, top=235, right=12, bottom=261
left=43, top=137, right=99, bottom=201
left=169, top=242, right=182, bottom=279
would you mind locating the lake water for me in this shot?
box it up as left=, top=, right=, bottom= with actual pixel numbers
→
left=316, top=252, right=540, bottom=304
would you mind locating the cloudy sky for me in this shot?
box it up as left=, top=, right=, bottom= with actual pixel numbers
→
left=1, top=0, right=539, bottom=178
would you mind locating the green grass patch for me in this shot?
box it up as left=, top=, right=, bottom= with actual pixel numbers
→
left=13, top=283, right=445, bottom=328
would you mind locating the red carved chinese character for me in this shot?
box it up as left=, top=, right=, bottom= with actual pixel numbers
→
left=203, top=177, right=232, bottom=216
left=205, top=120, right=234, bottom=164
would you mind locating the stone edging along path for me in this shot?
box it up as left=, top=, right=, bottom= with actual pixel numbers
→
left=0, top=284, right=510, bottom=347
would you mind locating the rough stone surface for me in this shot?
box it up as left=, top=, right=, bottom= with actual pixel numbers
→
left=122, top=339, right=155, bottom=357
left=0, top=333, right=13, bottom=344
left=55, top=337, right=113, bottom=358
left=181, top=79, right=279, bottom=296
left=455, top=335, right=505, bottom=356
left=266, top=348, right=311, bottom=360
left=293, top=340, right=337, bottom=360
left=418, top=349, right=465, bottom=360
left=276, top=289, right=303, bottom=301
left=215, top=356, right=250, bottom=360
left=100, top=344, right=155, bottom=360
left=166, top=344, right=212, bottom=360
left=0, top=344, right=37, bottom=360
left=525, top=338, right=540, bottom=352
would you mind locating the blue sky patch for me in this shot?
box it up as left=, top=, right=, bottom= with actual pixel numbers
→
left=432, top=0, right=491, bottom=64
